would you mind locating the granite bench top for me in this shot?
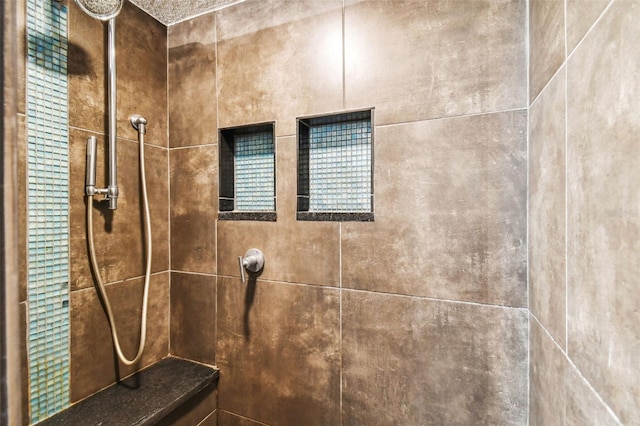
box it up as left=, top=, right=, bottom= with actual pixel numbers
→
left=39, top=357, right=219, bottom=426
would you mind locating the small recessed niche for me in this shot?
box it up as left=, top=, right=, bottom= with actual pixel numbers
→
left=219, top=122, right=276, bottom=221
left=297, top=109, right=374, bottom=222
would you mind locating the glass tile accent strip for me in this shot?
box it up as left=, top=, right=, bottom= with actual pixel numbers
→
left=235, top=131, right=275, bottom=211
left=25, top=0, right=70, bottom=422
left=308, top=118, right=372, bottom=212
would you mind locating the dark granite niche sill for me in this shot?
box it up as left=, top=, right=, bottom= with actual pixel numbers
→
left=38, top=357, right=219, bottom=426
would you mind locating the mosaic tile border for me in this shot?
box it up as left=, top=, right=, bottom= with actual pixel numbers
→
left=25, top=0, right=70, bottom=421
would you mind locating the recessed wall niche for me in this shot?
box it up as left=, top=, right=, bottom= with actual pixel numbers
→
left=297, top=109, right=374, bottom=222
left=219, top=122, right=276, bottom=221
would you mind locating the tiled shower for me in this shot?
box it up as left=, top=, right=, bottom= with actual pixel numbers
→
left=3, top=0, right=638, bottom=425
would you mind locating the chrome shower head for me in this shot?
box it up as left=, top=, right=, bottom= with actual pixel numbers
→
left=74, top=0, right=124, bottom=21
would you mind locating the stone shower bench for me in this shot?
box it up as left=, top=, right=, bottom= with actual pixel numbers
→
left=38, top=357, right=219, bottom=426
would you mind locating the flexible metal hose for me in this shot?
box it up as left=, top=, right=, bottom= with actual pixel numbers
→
left=86, top=132, right=152, bottom=366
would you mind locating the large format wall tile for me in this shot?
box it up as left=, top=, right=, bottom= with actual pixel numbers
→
left=529, top=317, right=567, bottom=426
left=342, top=291, right=528, bottom=425
left=68, top=1, right=104, bottom=133
left=116, top=3, right=167, bottom=146
left=169, top=12, right=217, bottom=148
left=567, top=2, right=640, bottom=423
left=69, top=129, right=169, bottom=290
left=170, top=146, right=217, bottom=274
left=217, top=219, right=340, bottom=287
left=343, top=111, right=527, bottom=306
left=565, top=361, right=621, bottom=425
left=170, top=272, right=216, bottom=364
left=566, top=0, right=610, bottom=55
left=216, top=0, right=343, bottom=137
left=529, top=66, right=566, bottom=347
left=69, top=272, right=170, bottom=402
left=530, top=317, right=620, bottom=425
left=217, top=137, right=340, bottom=287
left=68, top=2, right=167, bottom=147
left=344, top=0, right=526, bottom=125
left=218, top=410, right=265, bottom=426
left=217, top=277, right=341, bottom=425
left=529, top=0, right=565, bottom=101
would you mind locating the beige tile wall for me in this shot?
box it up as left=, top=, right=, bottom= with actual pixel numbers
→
left=3, top=0, right=22, bottom=423
left=528, top=0, right=639, bottom=424
left=168, top=12, right=219, bottom=424
left=529, top=65, right=567, bottom=347
left=345, top=0, right=527, bottom=124
left=16, top=0, right=637, bottom=424
left=170, top=0, right=529, bottom=424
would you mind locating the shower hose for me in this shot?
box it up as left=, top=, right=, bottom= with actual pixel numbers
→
left=86, top=134, right=152, bottom=366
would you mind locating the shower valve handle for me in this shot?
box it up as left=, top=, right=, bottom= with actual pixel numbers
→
left=238, top=256, right=246, bottom=283
left=238, top=249, right=265, bottom=284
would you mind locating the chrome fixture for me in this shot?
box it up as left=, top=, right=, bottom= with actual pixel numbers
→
left=75, top=0, right=124, bottom=209
left=85, top=136, right=97, bottom=195
left=238, top=249, right=265, bottom=283
left=130, top=114, right=147, bottom=134
left=74, top=0, right=124, bottom=21
left=106, top=17, right=118, bottom=209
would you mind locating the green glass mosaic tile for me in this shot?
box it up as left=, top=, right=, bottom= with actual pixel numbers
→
left=26, top=0, right=70, bottom=422
left=235, top=131, right=275, bottom=211
left=298, top=110, right=373, bottom=214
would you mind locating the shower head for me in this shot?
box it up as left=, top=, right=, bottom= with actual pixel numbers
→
left=74, top=0, right=124, bottom=21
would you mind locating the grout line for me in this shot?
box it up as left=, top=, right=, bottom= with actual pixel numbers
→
left=68, top=124, right=169, bottom=147
left=216, top=273, right=340, bottom=290
left=527, top=313, right=531, bottom=426
left=168, top=143, right=218, bottom=151
left=217, top=410, right=270, bottom=426
left=166, top=20, right=172, bottom=296
left=564, top=0, right=568, bottom=60
left=529, top=58, right=566, bottom=108
left=214, top=12, right=220, bottom=144
left=564, top=46, right=569, bottom=355
left=525, top=0, right=530, bottom=417
left=530, top=314, right=623, bottom=425
left=526, top=0, right=530, bottom=108
left=341, top=0, right=346, bottom=111
left=214, top=11, right=220, bottom=367
left=525, top=3, right=531, bottom=423
left=565, top=0, right=615, bottom=61
left=375, top=106, right=529, bottom=129
left=166, top=34, right=172, bottom=354
left=216, top=272, right=529, bottom=312
left=169, top=270, right=217, bottom=278
left=339, top=222, right=344, bottom=426
left=127, top=270, right=171, bottom=282
left=342, top=288, right=530, bottom=311
left=70, top=270, right=170, bottom=291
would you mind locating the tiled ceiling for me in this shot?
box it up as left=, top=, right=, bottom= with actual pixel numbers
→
left=128, top=0, right=246, bottom=25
